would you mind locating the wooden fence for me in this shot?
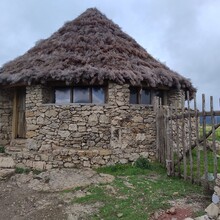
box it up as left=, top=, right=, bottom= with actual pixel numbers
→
left=156, top=92, right=220, bottom=185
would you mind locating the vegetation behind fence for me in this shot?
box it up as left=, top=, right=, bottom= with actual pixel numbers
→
left=156, top=93, right=220, bottom=186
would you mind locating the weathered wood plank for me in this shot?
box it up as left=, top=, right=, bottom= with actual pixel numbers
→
left=202, top=94, right=208, bottom=183
left=169, top=105, right=174, bottom=176
left=194, top=95, right=200, bottom=184
left=187, top=91, right=193, bottom=182
left=12, top=89, right=18, bottom=139
left=175, top=102, right=181, bottom=177
left=210, top=96, right=217, bottom=179
left=168, top=110, right=220, bottom=120
left=181, top=95, right=187, bottom=180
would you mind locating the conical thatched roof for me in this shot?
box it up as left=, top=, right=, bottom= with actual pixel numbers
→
left=0, top=8, right=195, bottom=94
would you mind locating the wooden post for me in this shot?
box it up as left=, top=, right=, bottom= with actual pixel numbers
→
left=170, top=105, right=174, bottom=176
left=165, top=107, right=172, bottom=175
left=181, top=95, right=187, bottom=180
left=175, top=102, right=181, bottom=177
left=156, top=97, right=160, bottom=161
left=202, top=94, right=208, bottom=183
left=187, top=91, right=193, bottom=182
left=12, top=89, right=18, bottom=139
left=210, top=96, right=217, bottom=179
left=194, top=95, right=201, bottom=184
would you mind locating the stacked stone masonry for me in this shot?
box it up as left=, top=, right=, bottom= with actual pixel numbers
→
left=0, top=83, right=186, bottom=170
left=0, top=89, right=13, bottom=146
left=197, top=174, right=220, bottom=219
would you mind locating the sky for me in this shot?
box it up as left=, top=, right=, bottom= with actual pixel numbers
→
left=0, top=0, right=220, bottom=109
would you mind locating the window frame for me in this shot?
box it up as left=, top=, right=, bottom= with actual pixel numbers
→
left=129, top=87, right=165, bottom=105
left=54, top=86, right=106, bottom=104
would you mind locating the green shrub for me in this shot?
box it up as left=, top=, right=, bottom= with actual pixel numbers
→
left=15, top=167, right=31, bottom=174
left=0, top=146, right=5, bottom=153
left=134, top=157, right=152, bottom=170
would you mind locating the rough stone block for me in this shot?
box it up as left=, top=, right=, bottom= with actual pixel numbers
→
left=0, top=169, right=15, bottom=180
left=0, top=157, right=15, bottom=168
left=99, top=149, right=112, bottom=156
left=205, top=203, right=219, bottom=218
left=33, top=161, right=46, bottom=171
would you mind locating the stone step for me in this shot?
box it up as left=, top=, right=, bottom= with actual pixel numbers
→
left=0, top=156, right=15, bottom=168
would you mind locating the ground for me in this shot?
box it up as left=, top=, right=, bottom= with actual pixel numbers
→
left=0, top=166, right=210, bottom=220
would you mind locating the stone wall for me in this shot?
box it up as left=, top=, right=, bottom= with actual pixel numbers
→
left=167, top=89, right=185, bottom=108
left=196, top=175, right=220, bottom=219
left=9, top=83, right=157, bottom=170
left=0, top=89, right=13, bottom=146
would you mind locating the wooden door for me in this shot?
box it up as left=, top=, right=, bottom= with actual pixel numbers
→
left=15, top=88, right=26, bottom=138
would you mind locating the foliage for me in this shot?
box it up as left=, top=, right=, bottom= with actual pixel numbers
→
left=15, top=167, right=31, bottom=174
left=134, top=157, right=152, bottom=170
left=0, top=146, right=5, bottom=153
left=15, top=167, right=42, bottom=175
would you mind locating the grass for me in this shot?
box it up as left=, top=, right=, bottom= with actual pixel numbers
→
left=66, top=162, right=207, bottom=220
left=177, top=148, right=220, bottom=180
left=175, top=125, right=220, bottom=179
left=199, top=125, right=220, bottom=141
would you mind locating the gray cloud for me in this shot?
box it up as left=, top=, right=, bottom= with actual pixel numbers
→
left=0, top=0, right=220, bottom=109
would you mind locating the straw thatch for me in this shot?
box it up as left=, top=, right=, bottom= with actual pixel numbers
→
left=0, top=8, right=195, bottom=94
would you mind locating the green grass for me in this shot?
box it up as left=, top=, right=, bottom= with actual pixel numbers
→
left=96, top=161, right=164, bottom=176
left=67, top=162, right=206, bottom=220
left=177, top=148, right=220, bottom=179
left=175, top=125, right=220, bottom=180
left=199, top=125, right=220, bottom=141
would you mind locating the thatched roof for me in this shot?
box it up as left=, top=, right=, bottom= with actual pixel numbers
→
left=0, top=8, right=196, bottom=94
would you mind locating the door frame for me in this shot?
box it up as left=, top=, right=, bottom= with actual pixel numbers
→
left=12, top=87, right=26, bottom=139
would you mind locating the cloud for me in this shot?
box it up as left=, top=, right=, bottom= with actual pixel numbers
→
left=0, top=0, right=220, bottom=109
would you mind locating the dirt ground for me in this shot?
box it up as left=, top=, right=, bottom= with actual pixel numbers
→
left=0, top=169, right=210, bottom=220
left=0, top=169, right=113, bottom=220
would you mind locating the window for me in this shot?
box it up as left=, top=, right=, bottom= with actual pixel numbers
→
left=73, top=87, right=90, bottom=103
left=129, top=87, right=139, bottom=104
left=55, top=88, right=71, bottom=104
left=55, top=86, right=106, bottom=104
left=129, top=87, right=165, bottom=105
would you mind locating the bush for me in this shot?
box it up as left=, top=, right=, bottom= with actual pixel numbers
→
left=15, top=167, right=31, bottom=174
left=134, top=157, right=152, bottom=170
left=0, top=146, right=5, bottom=153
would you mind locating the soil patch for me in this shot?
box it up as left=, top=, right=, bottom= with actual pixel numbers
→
left=0, top=168, right=114, bottom=220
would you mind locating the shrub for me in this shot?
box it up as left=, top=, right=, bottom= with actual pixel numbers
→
left=134, top=157, right=152, bottom=170
left=0, top=146, right=5, bottom=153
left=15, top=167, right=31, bottom=174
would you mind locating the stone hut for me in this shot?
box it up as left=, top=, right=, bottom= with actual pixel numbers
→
left=0, top=8, right=195, bottom=170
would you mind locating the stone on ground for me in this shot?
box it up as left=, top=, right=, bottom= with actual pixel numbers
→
left=205, top=203, right=219, bottom=218
left=17, top=168, right=115, bottom=192
left=0, top=157, right=15, bottom=168
left=0, top=169, right=15, bottom=180
left=195, top=215, right=209, bottom=220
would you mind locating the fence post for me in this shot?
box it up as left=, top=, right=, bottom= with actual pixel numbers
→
left=202, top=94, right=208, bottom=183
left=175, top=102, right=181, bottom=177
left=210, top=96, right=217, bottom=179
left=181, top=95, right=187, bottom=180
left=187, top=91, right=193, bottom=183
left=194, top=95, right=201, bottom=184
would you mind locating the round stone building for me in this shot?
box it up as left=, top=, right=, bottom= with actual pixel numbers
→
left=0, top=8, right=195, bottom=170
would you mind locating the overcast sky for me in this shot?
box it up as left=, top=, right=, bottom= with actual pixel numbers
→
left=1, top=0, right=220, bottom=109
